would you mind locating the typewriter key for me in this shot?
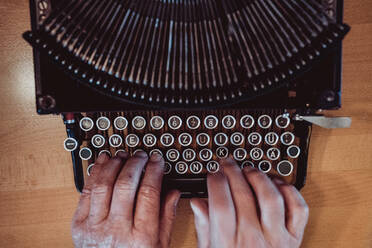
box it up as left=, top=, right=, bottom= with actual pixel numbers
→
left=79, top=147, right=92, bottom=161
left=248, top=132, right=262, bottom=146
left=233, top=148, right=247, bottom=161
left=160, top=133, right=175, bottom=147
left=183, top=149, right=196, bottom=162
left=258, top=161, right=272, bottom=173
left=240, top=115, right=255, bottom=129
left=115, top=150, right=127, bottom=156
left=281, top=132, right=295, bottom=146
left=196, top=133, right=210, bottom=147
left=80, top=117, right=94, bottom=132
left=204, top=115, right=219, bottom=129
left=164, top=162, right=172, bottom=175
left=258, top=115, right=272, bottom=129
left=99, top=150, right=111, bottom=157
left=207, top=161, right=220, bottom=173
left=126, top=134, right=140, bottom=147
left=230, top=132, right=244, bottom=146
left=175, top=162, right=188, bottom=174
left=199, top=149, right=213, bottom=162
left=250, top=148, right=264, bottom=161
left=178, top=133, right=193, bottom=147
left=287, top=145, right=301, bottom=158
left=149, top=149, right=163, bottom=157
left=109, top=134, right=123, bottom=148
left=276, top=115, right=291, bottom=129
left=114, top=116, right=128, bottom=130
left=166, top=149, right=180, bottom=162
left=168, top=116, right=182, bottom=130
left=265, top=132, right=279, bottom=146
left=190, top=161, right=203, bottom=174
left=216, top=147, right=229, bottom=159
left=143, top=134, right=157, bottom=147
left=214, top=133, right=228, bottom=146
left=91, top=134, right=106, bottom=148
left=133, top=149, right=145, bottom=156
left=150, top=116, right=165, bottom=130
left=132, top=116, right=146, bottom=130
left=241, top=161, right=255, bottom=169
left=267, top=148, right=281, bottom=161
left=87, top=164, right=95, bottom=176
left=186, top=116, right=201, bottom=130
left=64, top=138, right=78, bottom=152
left=277, top=161, right=294, bottom=176
left=96, top=117, right=111, bottom=131
left=222, top=115, right=236, bottom=129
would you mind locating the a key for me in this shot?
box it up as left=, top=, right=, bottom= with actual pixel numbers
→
left=240, top=115, right=255, bottom=129
left=281, top=132, right=295, bottom=146
left=186, top=116, right=201, bottom=130
left=207, top=161, right=220, bottom=173
left=241, top=161, right=255, bottom=169
left=248, top=132, right=262, bottom=146
left=143, top=134, right=157, bottom=147
left=114, top=116, right=128, bottom=130
left=132, top=116, right=146, bottom=130
left=164, top=162, right=172, bottom=175
left=222, top=115, right=236, bottom=129
left=160, top=133, right=175, bottom=147
left=276, top=114, right=290, bottom=129
left=199, top=148, right=213, bottom=162
left=233, top=148, right=247, bottom=161
left=183, top=149, right=196, bottom=162
left=267, top=147, right=281, bottom=160
left=265, top=132, right=279, bottom=146
left=126, top=134, right=140, bottom=147
left=214, top=133, right=228, bottom=146
left=196, top=133, right=210, bottom=146
left=150, top=116, right=165, bottom=130
left=96, top=117, right=111, bottom=131
left=204, top=115, right=218, bottom=129
left=91, top=134, right=105, bottom=148
left=64, top=138, right=78, bottom=152
left=277, top=160, right=294, bottom=176
left=230, top=132, right=244, bottom=146
left=166, top=149, right=180, bottom=162
left=190, top=161, right=203, bottom=174
left=287, top=145, right=301, bottom=158
left=80, top=117, right=94, bottom=132
left=216, top=147, right=229, bottom=159
left=79, top=147, right=92, bottom=160
left=250, top=148, right=264, bottom=161
left=175, top=161, right=188, bottom=174
left=109, top=134, right=122, bottom=148
left=258, top=160, right=272, bottom=173
left=168, top=115, right=182, bottom=130
left=178, top=133, right=193, bottom=147
left=258, top=115, right=272, bottom=129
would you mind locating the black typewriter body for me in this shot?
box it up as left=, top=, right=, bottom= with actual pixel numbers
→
left=25, top=0, right=350, bottom=197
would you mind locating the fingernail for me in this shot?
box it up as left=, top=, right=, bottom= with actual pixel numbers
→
left=134, top=151, right=148, bottom=158
left=273, top=178, right=286, bottom=185
left=116, top=151, right=128, bottom=159
left=150, top=153, right=163, bottom=162
left=96, top=153, right=109, bottom=164
left=220, top=157, right=234, bottom=166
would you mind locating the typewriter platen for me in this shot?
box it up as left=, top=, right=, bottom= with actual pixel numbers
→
left=24, top=0, right=350, bottom=197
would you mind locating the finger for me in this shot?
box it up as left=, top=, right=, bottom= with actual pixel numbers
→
left=243, top=167, right=286, bottom=234
left=134, top=154, right=165, bottom=234
left=190, top=198, right=210, bottom=248
left=207, top=172, right=236, bottom=248
left=72, top=154, right=109, bottom=224
left=159, top=190, right=181, bottom=248
left=109, top=151, right=148, bottom=222
left=88, top=156, right=125, bottom=225
left=273, top=179, right=309, bottom=239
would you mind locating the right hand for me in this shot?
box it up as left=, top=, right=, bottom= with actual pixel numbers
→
left=190, top=158, right=309, bottom=248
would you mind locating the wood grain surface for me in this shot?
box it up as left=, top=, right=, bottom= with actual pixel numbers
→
left=0, top=1, right=371, bottom=247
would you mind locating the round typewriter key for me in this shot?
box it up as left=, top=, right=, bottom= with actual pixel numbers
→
left=80, top=117, right=94, bottom=132
left=216, top=147, right=229, bottom=159
left=190, top=161, right=203, bottom=174
left=109, top=134, right=123, bottom=148
left=96, top=117, right=111, bottom=131
left=186, top=116, right=201, bottom=130
left=241, top=161, right=255, bottom=169
left=126, top=134, right=140, bottom=147
left=64, top=138, right=78, bottom=152
left=199, top=148, right=213, bottom=162
left=287, top=145, right=301, bottom=158
left=240, top=115, right=255, bottom=129
left=250, top=148, right=264, bottom=161
left=166, top=149, right=180, bottom=162
left=149, top=149, right=163, bottom=157
left=281, top=132, right=295, bottom=146
left=222, top=115, right=236, bottom=129
left=87, top=164, right=95, bottom=176
left=248, top=132, right=262, bottom=146
left=133, top=149, right=146, bottom=156
left=91, top=134, right=106, bottom=148
left=175, top=161, right=188, bottom=174
left=230, top=132, right=244, bottom=146
left=143, top=134, right=157, bottom=147
left=178, top=133, right=193, bottom=147
left=276, top=114, right=291, bottom=129
left=132, top=116, right=146, bottom=130
left=114, top=116, right=128, bottom=130
left=233, top=148, right=247, bottom=161
left=265, top=132, right=279, bottom=146
left=258, top=160, right=272, bottom=173
left=79, top=147, right=92, bottom=161
left=267, top=147, right=281, bottom=161
left=168, top=115, right=182, bottom=130
left=183, top=149, right=196, bottom=162
left=164, top=162, right=172, bottom=175
left=160, top=133, right=175, bottom=147
left=207, top=161, right=220, bottom=174
left=196, top=133, right=210, bottom=147
left=258, top=115, right=272, bottom=129
left=115, top=149, right=127, bottom=156
left=214, top=133, right=228, bottom=146
left=277, top=160, right=294, bottom=176
left=204, top=115, right=219, bottom=129
left=99, top=150, right=111, bottom=157
left=150, top=116, right=164, bottom=130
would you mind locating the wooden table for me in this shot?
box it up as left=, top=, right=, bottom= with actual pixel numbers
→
left=0, top=1, right=371, bottom=247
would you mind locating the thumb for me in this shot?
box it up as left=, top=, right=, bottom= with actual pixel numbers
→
left=190, top=198, right=210, bottom=248
left=159, top=190, right=181, bottom=248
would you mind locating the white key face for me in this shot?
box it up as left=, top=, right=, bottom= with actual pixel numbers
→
left=187, top=116, right=201, bottom=130
left=222, top=115, right=236, bottom=129
left=277, top=160, right=294, bottom=176
left=276, top=114, right=291, bottom=129
left=114, top=116, right=128, bottom=130
left=166, top=149, right=180, bottom=162
left=150, top=116, right=164, bottom=130
left=233, top=148, right=247, bottom=161
left=204, top=115, right=219, bottom=129
left=91, top=134, right=106, bottom=148
left=207, top=161, right=220, bottom=173
left=168, top=116, right=182, bottom=130
left=241, top=161, right=255, bottom=169
left=79, top=147, right=92, bottom=161
left=164, top=162, right=172, bottom=175
left=216, top=147, right=229, bottom=159
left=143, top=134, right=157, bottom=147
left=178, top=133, right=193, bottom=147
left=199, top=148, right=213, bottom=162
left=160, top=133, right=175, bottom=147
left=230, top=132, right=244, bottom=146
left=258, top=160, right=272, bottom=173
left=80, top=117, right=94, bottom=131
left=258, top=115, right=272, bottom=129
left=190, top=161, right=203, bottom=174
left=248, top=132, right=262, bottom=146
left=240, top=115, right=255, bottom=129
left=96, top=117, right=111, bottom=131
left=267, top=148, right=281, bottom=160
left=281, top=132, right=295, bottom=145
left=183, top=149, right=196, bottom=162
left=99, top=150, right=111, bottom=157
left=64, top=138, right=78, bottom=152
left=175, top=161, right=188, bottom=174
left=287, top=145, right=301, bottom=158
left=150, top=149, right=163, bottom=157
left=196, top=133, right=210, bottom=146
left=132, top=116, right=146, bottom=130
left=250, top=148, right=264, bottom=161
left=87, top=164, right=95, bottom=176
left=265, top=132, right=279, bottom=146
left=126, top=134, right=140, bottom=147
left=109, top=134, right=123, bottom=148
left=214, top=133, right=228, bottom=146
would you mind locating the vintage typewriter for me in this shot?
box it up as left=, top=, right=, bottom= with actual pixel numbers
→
left=24, top=0, right=351, bottom=197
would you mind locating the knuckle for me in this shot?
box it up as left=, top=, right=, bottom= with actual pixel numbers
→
left=139, top=183, right=161, bottom=199
left=114, top=180, right=137, bottom=193
left=293, top=200, right=309, bottom=218
left=91, top=183, right=112, bottom=195
left=266, top=191, right=284, bottom=207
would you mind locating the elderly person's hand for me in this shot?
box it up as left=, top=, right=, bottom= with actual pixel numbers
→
left=71, top=152, right=181, bottom=248
left=191, top=158, right=309, bottom=248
